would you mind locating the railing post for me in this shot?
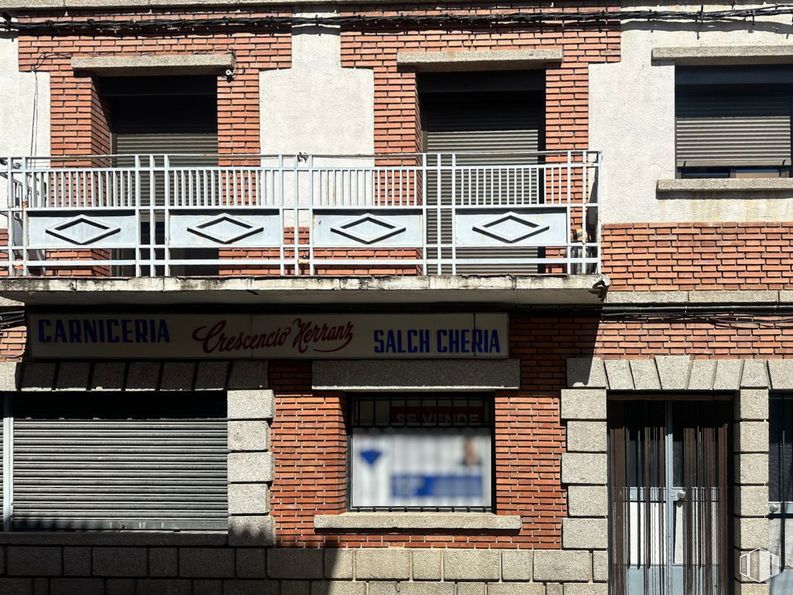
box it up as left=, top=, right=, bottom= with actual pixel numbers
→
left=5, top=158, right=15, bottom=277
left=164, top=154, right=171, bottom=277
left=451, top=153, right=457, bottom=276
left=421, top=153, right=428, bottom=276
left=293, top=155, right=300, bottom=276
left=134, top=155, right=141, bottom=277
left=3, top=394, right=13, bottom=531
left=308, top=155, right=315, bottom=276
left=148, top=155, right=156, bottom=277
left=20, top=158, right=29, bottom=277
left=435, top=154, right=442, bottom=275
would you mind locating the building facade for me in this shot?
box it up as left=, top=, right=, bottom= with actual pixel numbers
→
left=0, top=1, right=790, bottom=594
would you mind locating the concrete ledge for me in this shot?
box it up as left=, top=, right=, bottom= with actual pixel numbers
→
left=3, top=0, right=522, bottom=8
left=653, top=45, right=793, bottom=65
left=397, top=49, right=563, bottom=71
left=0, top=532, right=227, bottom=546
left=313, top=513, right=522, bottom=531
left=657, top=178, right=793, bottom=195
left=71, top=54, right=235, bottom=76
left=312, top=359, right=520, bottom=391
left=0, top=275, right=608, bottom=306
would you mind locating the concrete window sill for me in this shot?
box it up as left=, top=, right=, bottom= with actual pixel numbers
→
left=314, top=512, right=522, bottom=531
left=657, top=178, right=793, bottom=194
left=0, top=532, right=228, bottom=546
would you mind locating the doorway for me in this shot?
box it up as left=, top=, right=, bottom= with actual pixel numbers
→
left=608, top=398, right=732, bottom=595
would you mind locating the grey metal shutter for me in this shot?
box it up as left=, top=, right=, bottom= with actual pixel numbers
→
left=12, top=393, right=227, bottom=531
left=422, top=93, right=544, bottom=274
left=676, top=91, right=792, bottom=168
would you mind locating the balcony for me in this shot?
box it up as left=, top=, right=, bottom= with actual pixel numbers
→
left=0, top=152, right=605, bottom=305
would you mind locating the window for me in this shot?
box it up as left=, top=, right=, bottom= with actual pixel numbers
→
left=676, top=66, right=793, bottom=178
left=349, top=394, right=493, bottom=511
left=770, top=394, right=793, bottom=584
left=0, top=392, right=227, bottom=531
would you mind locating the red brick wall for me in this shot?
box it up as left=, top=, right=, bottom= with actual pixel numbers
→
left=602, top=223, right=793, bottom=291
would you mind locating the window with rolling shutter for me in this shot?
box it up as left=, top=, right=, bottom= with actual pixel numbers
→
left=676, top=66, right=793, bottom=178
left=9, top=392, right=227, bottom=531
left=419, top=71, right=545, bottom=274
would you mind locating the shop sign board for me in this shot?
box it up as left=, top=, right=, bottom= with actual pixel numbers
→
left=28, top=313, right=508, bottom=359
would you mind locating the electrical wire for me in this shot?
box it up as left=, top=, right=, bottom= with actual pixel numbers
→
left=1, top=5, right=793, bottom=36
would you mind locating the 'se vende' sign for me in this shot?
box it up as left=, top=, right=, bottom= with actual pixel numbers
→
left=28, top=313, right=508, bottom=359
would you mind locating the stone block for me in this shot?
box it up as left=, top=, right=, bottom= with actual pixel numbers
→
left=487, top=584, right=544, bottom=595
left=56, top=362, right=90, bottom=390
left=356, top=549, right=410, bottom=580
left=443, top=549, right=501, bottom=581
left=228, top=389, right=275, bottom=420
left=63, top=546, right=91, bottom=576
left=192, top=580, right=223, bottom=595
left=737, top=421, right=768, bottom=453
left=135, top=579, right=193, bottom=595
left=179, top=548, right=235, bottom=578
left=737, top=453, right=768, bottom=485
left=741, top=360, right=770, bottom=388
left=567, top=421, right=607, bottom=453
left=736, top=485, right=769, bottom=518
left=20, top=362, right=56, bottom=391
left=501, top=549, right=532, bottom=581
left=228, top=451, right=273, bottom=483
left=324, top=549, right=354, bottom=579
left=228, top=361, right=268, bottom=389
left=412, top=549, right=441, bottom=580
left=533, top=550, right=592, bottom=582
left=563, top=518, right=609, bottom=550
left=630, top=360, right=661, bottom=390
left=229, top=483, right=270, bottom=515
left=160, top=362, right=196, bottom=391
left=268, top=549, right=324, bottom=579
left=735, top=584, right=770, bottom=595
left=688, top=360, right=716, bottom=390
left=560, top=389, right=606, bottom=421
left=221, top=582, right=278, bottom=595
left=604, top=360, right=633, bottom=390
left=90, top=362, right=126, bottom=390
left=0, top=362, right=18, bottom=391
left=735, top=518, right=770, bottom=550
left=737, top=390, right=769, bottom=421
left=236, top=548, right=267, bottom=578
left=564, top=585, right=609, bottom=595
left=367, top=582, right=398, bottom=595
left=568, top=485, right=608, bottom=517
left=0, top=579, right=34, bottom=595
left=457, top=585, right=487, bottom=595
left=194, top=361, right=230, bottom=391
left=310, top=582, right=367, bottom=595
left=106, top=579, right=136, bottom=595
left=592, top=551, right=608, bottom=582
left=229, top=420, right=269, bottom=452
left=714, top=360, right=743, bottom=390
left=567, top=357, right=607, bottom=388
left=561, top=453, right=607, bottom=485
left=50, top=579, right=104, bottom=595
left=7, top=546, right=62, bottom=576
left=546, top=584, right=564, bottom=595
left=396, top=584, right=454, bottom=595
left=655, top=356, right=691, bottom=390
left=93, top=547, right=148, bottom=577
left=149, top=548, right=178, bottom=577
left=769, top=360, right=793, bottom=390
left=229, top=516, right=276, bottom=546
left=125, top=362, right=161, bottom=390
left=281, top=580, right=311, bottom=595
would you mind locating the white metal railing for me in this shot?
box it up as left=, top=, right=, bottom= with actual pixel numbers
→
left=0, top=152, right=600, bottom=278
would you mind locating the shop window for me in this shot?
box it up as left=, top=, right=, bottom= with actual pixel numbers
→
left=676, top=65, right=793, bottom=179
left=1, top=392, right=227, bottom=531
left=348, top=394, right=493, bottom=512
left=770, top=394, right=793, bottom=589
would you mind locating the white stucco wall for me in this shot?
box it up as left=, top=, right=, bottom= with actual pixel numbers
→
left=260, top=26, right=374, bottom=157
left=590, top=3, right=793, bottom=223
left=0, top=36, right=50, bottom=212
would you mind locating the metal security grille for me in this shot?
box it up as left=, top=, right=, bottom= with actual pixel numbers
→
left=420, top=72, right=545, bottom=274
left=349, top=394, right=493, bottom=512
left=10, top=392, right=227, bottom=531
left=608, top=399, right=731, bottom=595
left=770, top=394, right=793, bottom=594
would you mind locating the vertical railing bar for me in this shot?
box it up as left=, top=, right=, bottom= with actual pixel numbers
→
left=3, top=394, right=14, bottom=531
left=164, top=155, right=171, bottom=277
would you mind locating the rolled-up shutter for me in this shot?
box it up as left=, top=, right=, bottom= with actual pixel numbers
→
left=421, top=91, right=544, bottom=274
left=676, top=90, right=792, bottom=168
left=12, top=393, right=227, bottom=531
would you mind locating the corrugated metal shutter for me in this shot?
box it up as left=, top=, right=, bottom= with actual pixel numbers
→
left=676, top=91, right=792, bottom=167
left=422, top=93, right=543, bottom=274
left=12, top=393, right=227, bottom=531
